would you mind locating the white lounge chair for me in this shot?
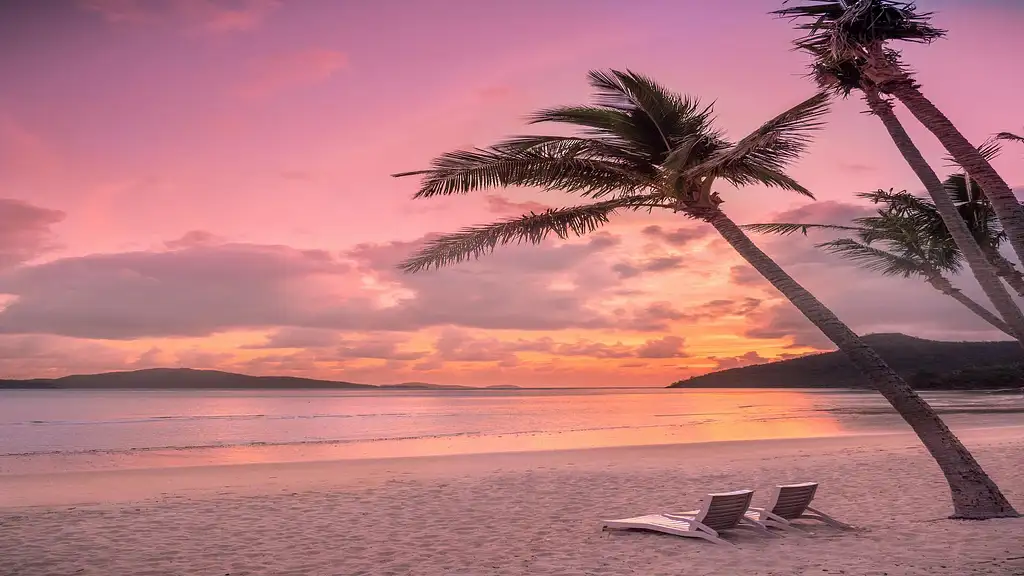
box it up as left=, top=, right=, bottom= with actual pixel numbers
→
left=745, top=482, right=852, bottom=531
left=602, top=489, right=774, bottom=545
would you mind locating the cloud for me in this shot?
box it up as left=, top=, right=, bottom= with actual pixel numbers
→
left=0, top=199, right=65, bottom=269
left=176, top=0, right=280, bottom=33
left=164, top=230, right=225, bottom=250
left=708, top=350, right=771, bottom=370
left=626, top=298, right=762, bottom=331
left=641, top=224, right=711, bottom=247
left=0, top=334, right=133, bottom=379
left=0, top=241, right=354, bottom=339
left=80, top=0, right=280, bottom=32
left=612, top=256, right=686, bottom=279
left=0, top=231, right=630, bottom=339
left=729, top=264, right=768, bottom=288
left=335, top=335, right=425, bottom=361
left=242, top=327, right=341, bottom=349
left=239, top=48, right=348, bottom=99
left=483, top=194, right=552, bottom=215
left=0, top=115, right=60, bottom=178
left=635, top=335, right=689, bottom=359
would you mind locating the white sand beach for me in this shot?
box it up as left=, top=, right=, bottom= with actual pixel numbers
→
left=2, top=427, right=1022, bottom=576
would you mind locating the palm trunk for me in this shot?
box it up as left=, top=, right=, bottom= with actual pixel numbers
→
left=880, top=75, right=1024, bottom=267
left=985, top=250, right=1024, bottom=298
left=924, top=275, right=1014, bottom=337
left=863, top=89, right=1024, bottom=344
left=705, top=210, right=1018, bottom=519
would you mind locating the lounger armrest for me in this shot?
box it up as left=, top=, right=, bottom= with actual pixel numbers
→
left=661, top=515, right=719, bottom=538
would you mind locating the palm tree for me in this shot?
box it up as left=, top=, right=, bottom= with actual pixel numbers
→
left=793, top=48, right=1024, bottom=346
left=393, top=69, right=1018, bottom=518
left=744, top=190, right=1013, bottom=335
left=940, top=163, right=1024, bottom=298
left=775, top=1, right=1024, bottom=270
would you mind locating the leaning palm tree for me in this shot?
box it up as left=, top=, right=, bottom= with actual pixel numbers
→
left=795, top=48, right=1024, bottom=346
left=393, top=69, right=1017, bottom=518
left=745, top=190, right=1013, bottom=336
left=775, top=1, right=1024, bottom=269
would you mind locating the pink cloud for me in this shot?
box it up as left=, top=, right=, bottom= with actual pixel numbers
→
left=79, top=0, right=279, bottom=32
left=0, top=199, right=65, bottom=269
left=239, top=48, right=348, bottom=100
left=483, top=194, right=553, bottom=215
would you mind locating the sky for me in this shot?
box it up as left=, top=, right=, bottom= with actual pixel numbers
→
left=0, top=0, right=1022, bottom=386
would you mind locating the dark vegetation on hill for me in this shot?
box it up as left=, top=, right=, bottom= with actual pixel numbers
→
left=0, top=368, right=463, bottom=390
left=670, top=334, right=1024, bottom=390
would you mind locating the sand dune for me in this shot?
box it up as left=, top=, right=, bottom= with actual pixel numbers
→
left=1, top=429, right=1022, bottom=575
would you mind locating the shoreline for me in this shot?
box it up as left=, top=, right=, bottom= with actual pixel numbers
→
left=2, top=425, right=1021, bottom=575
left=4, top=424, right=1021, bottom=510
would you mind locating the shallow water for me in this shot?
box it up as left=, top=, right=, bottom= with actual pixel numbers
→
left=1, top=388, right=1020, bottom=470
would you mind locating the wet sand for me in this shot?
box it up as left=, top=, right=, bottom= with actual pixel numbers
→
left=1, top=427, right=1022, bottom=575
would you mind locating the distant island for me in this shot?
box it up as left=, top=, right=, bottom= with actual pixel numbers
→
left=670, top=333, right=1024, bottom=390
left=0, top=368, right=478, bottom=390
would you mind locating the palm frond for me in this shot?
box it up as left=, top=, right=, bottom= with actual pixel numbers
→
left=942, top=137, right=1001, bottom=169
left=742, top=222, right=860, bottom=236
left=681, top=92, right=831, bottom=198
left=817, top=237, right=926, bottom=278
left=776, top=0, right=946, bottom=60
left=996, top=131, right=1024, bottom=144
left=393, top=143, right=653, bottom=199
left=398, top=195, right=671, bottom=273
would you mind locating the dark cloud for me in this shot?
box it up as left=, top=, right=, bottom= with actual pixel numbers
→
left=0, top=198, right=64, bottom=268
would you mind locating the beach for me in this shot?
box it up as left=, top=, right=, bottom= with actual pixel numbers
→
left=2, top=425, right=1022, bottom=576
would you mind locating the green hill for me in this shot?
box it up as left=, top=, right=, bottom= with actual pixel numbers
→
left=670, top=334, right=1024, bottom=389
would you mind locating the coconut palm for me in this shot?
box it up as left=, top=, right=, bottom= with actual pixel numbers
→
left=745, top=190, right=1013, bottom=335
left=775, top=0, right=1024, bottom=269
left=795, top=48, right=1024, bottom=347
left=393, top=69, right=1018, bottom=519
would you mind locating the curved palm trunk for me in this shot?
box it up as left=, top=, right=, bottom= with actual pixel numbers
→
left=923, top=275, right=1014, bottom=337
left=863, top=89, right=1024, bottom=344
left=879, top=75, right=1024, bottom=267
left=985, top=250, right=1024, bottom=298
left=705, top=210, right=1018, bottom=519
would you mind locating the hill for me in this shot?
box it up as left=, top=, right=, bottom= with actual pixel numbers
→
left=0, top=368, right=458, bottom=390
left=670, top=334, right=1024, bottom=389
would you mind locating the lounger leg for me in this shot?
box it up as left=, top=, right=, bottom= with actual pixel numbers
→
left=738, top=518, right=782, bottom=538
left=804, top=506, right=853, bottom=530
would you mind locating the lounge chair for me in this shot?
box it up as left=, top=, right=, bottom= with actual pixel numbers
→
left=745, top=482, right=851, bottom=531
left=602, top=489, right=775, bottom=545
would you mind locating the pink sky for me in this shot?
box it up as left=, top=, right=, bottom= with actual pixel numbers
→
left=1, top=0, right=1022, bottom=386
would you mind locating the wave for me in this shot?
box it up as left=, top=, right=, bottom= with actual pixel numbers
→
left=8, top=411, right=467, bottom=427
left=0, top=421, right=725, bottom=458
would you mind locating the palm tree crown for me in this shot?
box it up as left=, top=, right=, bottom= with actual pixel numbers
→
left=394, top=70, right=829, bottom=272
left=745, top=189, right=962, bottom=279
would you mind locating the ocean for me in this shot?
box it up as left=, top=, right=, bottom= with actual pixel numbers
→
left=1, top=388, right=1020, bottom=472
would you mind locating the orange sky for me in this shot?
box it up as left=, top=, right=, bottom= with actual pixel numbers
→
left=0, top=0, right=1022, bottom=386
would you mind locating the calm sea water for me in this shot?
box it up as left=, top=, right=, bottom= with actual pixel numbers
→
left=1, top=388, right=1020, bottom=470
